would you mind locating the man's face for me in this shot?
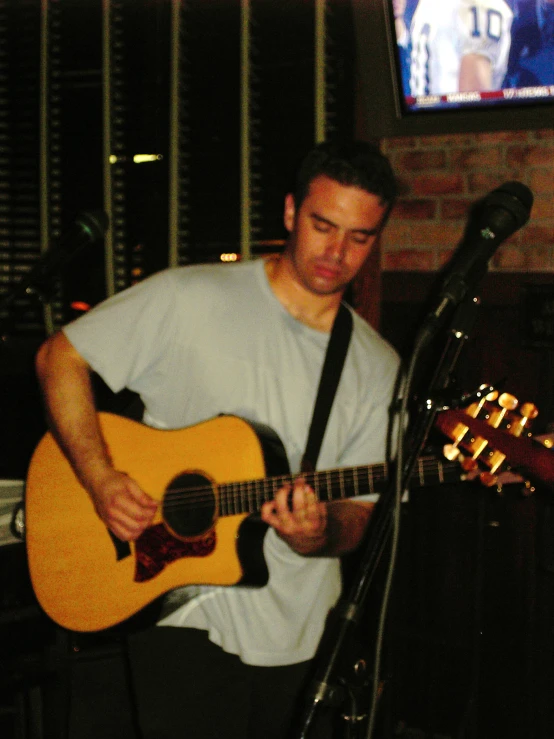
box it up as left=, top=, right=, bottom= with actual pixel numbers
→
left=283, top=174, right=388, bottom=297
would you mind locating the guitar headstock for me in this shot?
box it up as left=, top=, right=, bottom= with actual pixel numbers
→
left=435, top=387, right=539, bottom=493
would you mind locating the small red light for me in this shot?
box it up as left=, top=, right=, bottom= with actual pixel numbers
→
left=70, top=301, right=91, bottom=313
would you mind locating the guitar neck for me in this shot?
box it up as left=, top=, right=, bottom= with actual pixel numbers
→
left=217, top=455, right=461, bottom=517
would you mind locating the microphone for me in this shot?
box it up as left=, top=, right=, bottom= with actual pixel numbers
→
left=30, top=210, right=109, bottom=281
left=1, top=210, right=109, bottom=313
left=417, top=182, right=533, bottom=345
left=25, top=210, right=109, bottom=295
left=64, top=210, right=108, bottom=247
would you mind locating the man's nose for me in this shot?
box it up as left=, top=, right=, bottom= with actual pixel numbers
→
left=325, top=232, right=347, bottom=261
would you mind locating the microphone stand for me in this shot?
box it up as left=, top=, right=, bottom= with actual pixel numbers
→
left=294, top=291, right=483, bottom=739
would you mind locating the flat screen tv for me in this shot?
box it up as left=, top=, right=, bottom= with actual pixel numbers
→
left=353, top=0, right=554, bottom=137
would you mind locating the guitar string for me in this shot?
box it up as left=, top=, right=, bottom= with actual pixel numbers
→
left=153, top=457, right=460, bottom=513
left=157, top=457, right=458, bottom=508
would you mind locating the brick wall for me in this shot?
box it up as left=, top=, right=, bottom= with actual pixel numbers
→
left=380, top=128, right=554, bottom=273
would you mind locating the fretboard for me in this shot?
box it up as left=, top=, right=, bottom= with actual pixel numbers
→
left=217, top=455, right=461, bottom=518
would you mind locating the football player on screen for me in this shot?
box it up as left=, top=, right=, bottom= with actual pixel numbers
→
left=409, top=0, right=515, bottom=95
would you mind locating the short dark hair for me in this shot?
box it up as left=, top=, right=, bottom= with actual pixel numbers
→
left=294, top=140, right=397, bottom=219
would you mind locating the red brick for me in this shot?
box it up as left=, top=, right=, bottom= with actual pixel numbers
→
left=526, top=246, right=554, bottom=271
left=398, top=151, right=447, bottom=171
left=529, top=196, right=554, bottom=219
left=493, top=244, right=527, bottom=270
left=474, top=130, right=529, bottom=144
left=413, top=223, right=464, bottom=247
left=491, top=243, right=553, bottom=271
left=530, top=170, right=554, bottom=194
left=467, top=172, right=520, bottom=194
left=417, top=133, right=476, bottom=147
left=524, top=224, right=554, bottom=244
left=450, top=147, right=503, bottom=169
left=534, top=129, right=554, bottom=140
left=394, top=176, right=413, bottom=197
left=441, top=198, right=474, bottom=219
left=393, top=199, right=437, bottom=219
left=437, top=248, right=458, bottom=268
left=506, top=144, right=554, bottom=167
left=382, top=249, right=435, bottom=271
left=383, top=137, right=418, bottom=150
left=412, top=173, right=465, bottom=196
left=381, top=223, right=413, bottom=248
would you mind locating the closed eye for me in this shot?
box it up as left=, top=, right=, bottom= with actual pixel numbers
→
left=351, top=232, right=372, bottom=244
left=312, top=215, right=333, bottom=233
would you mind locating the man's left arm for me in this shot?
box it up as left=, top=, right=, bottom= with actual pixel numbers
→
left=260, top=478, right=373, bottom=556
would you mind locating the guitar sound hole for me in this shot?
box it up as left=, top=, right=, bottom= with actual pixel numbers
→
left=163, top=473, right=216, bottom=538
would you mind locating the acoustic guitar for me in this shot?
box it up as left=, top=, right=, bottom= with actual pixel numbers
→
left=25, top=391, right=537, bottom=632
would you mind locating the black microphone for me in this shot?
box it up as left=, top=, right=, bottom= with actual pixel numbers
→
left=416, top=182, right=533, bottom=345
left=26, top=210, right=108, bottom=293
left=1, top=210, right=109, bottom=313
left=30, top=209, right=109, bottom=281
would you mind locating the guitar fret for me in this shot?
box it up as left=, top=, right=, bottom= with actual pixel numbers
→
left=247, top=480, right=255, bottom=514
left=229, top=482, right=236, bottom=516
left=240, top=482, right=245, bottom=514
left=339, top=470, right=344, bottom=499
left=418, top=458, right=424, bottom=487
left=367, top=465, right=374, bottom=496
left=325, top=470, right=333, bottom=501
left=234, top=483, right=239, bottom=514
left=258, top=482, right=266, bottom=509
left=235, top=482, right=242, bottom=514
left=353, top=469, right=359, bottom=499
left=224, top=484, right=230, bottom=516
left=269, top=478, right=279, bottom=504
left=242, top=482, right=248, bottom=514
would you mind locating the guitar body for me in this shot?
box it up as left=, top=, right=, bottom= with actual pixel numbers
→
left=26, top=413, right=288, bottom=632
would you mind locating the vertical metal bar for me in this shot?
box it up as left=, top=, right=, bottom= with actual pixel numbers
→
left=168, top=0, right=181, bottom=267
left=240, top=0, right=251, bottom=260
left=39, top=0, right=54, bottom=334
left=314, top=0, right=326, bottom=144
left=102, top=0, right=115, bottom=296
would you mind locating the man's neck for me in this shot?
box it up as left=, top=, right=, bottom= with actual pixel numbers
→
left=264, top=254, right=343, bottom=333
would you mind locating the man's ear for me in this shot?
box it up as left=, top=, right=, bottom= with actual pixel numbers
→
left=283, top=193, right=296, bottom=233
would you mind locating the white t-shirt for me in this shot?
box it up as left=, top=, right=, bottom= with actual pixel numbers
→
left=64, top=258, right=400, bottom=666
left=410, top=0, right=513, bottom=95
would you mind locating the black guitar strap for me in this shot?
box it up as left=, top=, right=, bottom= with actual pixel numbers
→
left=301, top=302, right=353, bottom=473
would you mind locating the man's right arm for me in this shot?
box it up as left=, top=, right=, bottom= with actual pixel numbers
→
left=35, top=332, right=157, bottom=541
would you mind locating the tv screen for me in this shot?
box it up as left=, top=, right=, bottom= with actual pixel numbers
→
left=388, top=0, right=554, bottom=115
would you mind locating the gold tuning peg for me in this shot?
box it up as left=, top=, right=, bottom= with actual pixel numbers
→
left=498, top=393, right=519, bottom=411
left=442, top=444, right=461, bottom=462
left=519, top=402, right=539, bottom=421
left=507, top=402, right=539, bottom=438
